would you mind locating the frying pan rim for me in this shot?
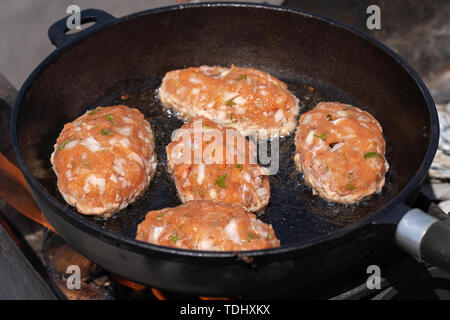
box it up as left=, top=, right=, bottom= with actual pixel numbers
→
left=11, top=2, right=439, bottom=260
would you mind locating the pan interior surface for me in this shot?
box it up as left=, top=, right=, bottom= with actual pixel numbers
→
left=58, top=77, right=398, bottom=246
left=15, top=5, right=431, bottom=249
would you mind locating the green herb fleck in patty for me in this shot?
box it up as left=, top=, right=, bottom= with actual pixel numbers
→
left=88, top=107, right=101, bottom=116
left=100, top=129, right=113, bottom=136
left=314, top=132, right=327, bottom=141
left=215, top=174, right=227, bottom=189
left=364, top=151, right=383, bottom=159
left=226, top=99, right=235, bottom=107
left=57, top=141, right=69, bottom=151
left=170, top=233, right=179, bottom=243
left=346, top=183, right=357, bottom=190
left=248, top=232, right=260, bottom=242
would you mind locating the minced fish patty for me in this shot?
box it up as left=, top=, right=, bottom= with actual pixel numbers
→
left=159, top=65, right=299, bottom=139
left=294, top=102, right=389, bottom=204
left=136, top=200, right=280, bottom=251
left=50, top=105, right=157, bottom=217
left=166, top=118, right=270, bottom=212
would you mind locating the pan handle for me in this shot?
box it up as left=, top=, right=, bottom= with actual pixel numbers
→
left=396, top=208, right=450, bottom=273
left=48, top=8, right=116, bottom=48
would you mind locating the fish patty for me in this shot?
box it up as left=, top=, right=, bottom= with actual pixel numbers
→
left=166, top=118, right=270, bottom=212
left=294, top=102, right=389, bottom=204
left=159, top=65, right=299, bottom=139
left=51, top=105, right=157, bottom=217
left=136, top=200, right=280, bottom=251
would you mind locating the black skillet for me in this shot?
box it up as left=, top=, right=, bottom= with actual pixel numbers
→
left=10, top=3, right=450, bottom=296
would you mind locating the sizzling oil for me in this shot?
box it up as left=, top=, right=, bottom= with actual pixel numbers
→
left=52, top=77, right=397, bottom=246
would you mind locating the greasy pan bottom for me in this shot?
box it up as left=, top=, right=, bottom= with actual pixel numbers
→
left=45, top=74, right=398, bottom=248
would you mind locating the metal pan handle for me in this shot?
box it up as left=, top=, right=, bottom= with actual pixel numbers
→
left=396, top=208, right=450, bottom=273
left=48, top=8, right=116, bottom=48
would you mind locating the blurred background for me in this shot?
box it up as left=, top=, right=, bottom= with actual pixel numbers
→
left=0, top=0, right=177, bottom=88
